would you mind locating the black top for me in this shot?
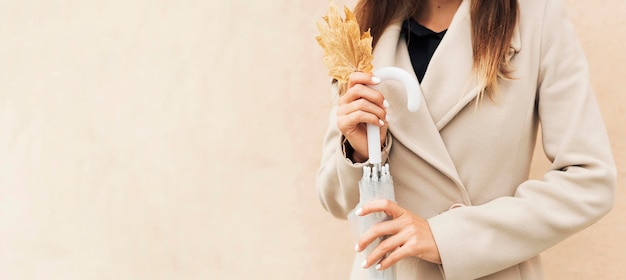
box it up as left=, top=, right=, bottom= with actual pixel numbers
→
left=402, top=19, right=447, bottom=82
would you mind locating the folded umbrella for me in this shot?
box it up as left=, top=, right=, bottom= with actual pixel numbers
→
left=315, top=3, right=422, bottom=279
left=348, top=67, right=421, bottom=280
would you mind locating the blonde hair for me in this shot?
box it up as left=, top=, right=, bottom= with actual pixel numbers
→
left=355, top=0, right=519, bottom=100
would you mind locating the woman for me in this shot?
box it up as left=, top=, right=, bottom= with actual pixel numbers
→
left=316, top=0, right=616, bottom=279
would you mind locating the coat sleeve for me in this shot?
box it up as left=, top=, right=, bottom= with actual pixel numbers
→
left=428, top=1, right=617, bottom=279
left=316, top=98, right=393, bottom=219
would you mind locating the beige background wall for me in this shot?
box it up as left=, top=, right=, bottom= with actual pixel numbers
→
left=0, top=0, right=623, bottom=279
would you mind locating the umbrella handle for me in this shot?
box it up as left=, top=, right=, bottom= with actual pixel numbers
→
left=367, top=67, right=421, bottom=165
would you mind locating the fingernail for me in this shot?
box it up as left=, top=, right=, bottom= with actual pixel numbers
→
left=376, top=264, right=382, bottom=270
left=371, top=76, right=381, bottom=84
left=378, top=119, right=385, bottom=126
left=354, top=243, right=360, bottom=252
left=355, top=208, right=363, bottom=216
left=385, top=114, right=389, bottom=122
left=383, top=100, right=390, bottom=108
left=361, top=260, right=368, bottom=268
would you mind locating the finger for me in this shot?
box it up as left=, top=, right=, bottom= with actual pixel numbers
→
left=361, top=233, right=405, bottom=269
left=337, top=111, right=385, bottom=132
left=340, top=84, right=385, bottom=108
left=356, top=218, right=403, bottom=254
left=337, top=99, right=387, bottom=125
left=357, top=199, right=404, bottom=219
left=348, top=71, right=381, bottom=89
left=375, top=243, right=414, bottom=270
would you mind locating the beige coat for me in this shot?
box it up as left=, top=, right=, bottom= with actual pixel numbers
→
left=316, top=0, right=617, bottom=279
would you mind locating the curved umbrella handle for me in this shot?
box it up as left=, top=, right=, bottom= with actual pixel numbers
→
left=367, top=67, right=421, bottom=165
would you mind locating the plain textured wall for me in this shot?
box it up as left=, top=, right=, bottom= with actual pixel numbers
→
left=0, top=0, right=623, bottom=279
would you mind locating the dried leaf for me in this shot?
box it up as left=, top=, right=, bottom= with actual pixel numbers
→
left=316, top=1, right=374, bottom=95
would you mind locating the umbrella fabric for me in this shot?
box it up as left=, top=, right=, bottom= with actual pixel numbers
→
left=348, top=164, right=396, bottom=280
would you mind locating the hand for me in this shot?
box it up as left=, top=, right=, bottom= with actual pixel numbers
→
left=337, top=72, right=388, bottom=163
left=355, top=199, right=442, bottom=270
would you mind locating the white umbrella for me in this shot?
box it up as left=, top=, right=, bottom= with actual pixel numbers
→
left=348, top=66, right=421, bottom=280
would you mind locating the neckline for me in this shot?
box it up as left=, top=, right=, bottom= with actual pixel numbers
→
left=402, top=18, right=447, bottom=39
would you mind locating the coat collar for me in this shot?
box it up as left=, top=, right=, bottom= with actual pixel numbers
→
left=371, top=0, right=521, bottom=194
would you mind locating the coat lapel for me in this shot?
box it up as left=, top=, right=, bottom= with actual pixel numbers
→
left=371, top=0, right=521, bottom=191
left=373, top=0, right=521, bottom=190
left=419, top=0, right=474, bottom=129
left=372, top=22, right=465, bottom=189
left=423, top=0, right=522, bottom=130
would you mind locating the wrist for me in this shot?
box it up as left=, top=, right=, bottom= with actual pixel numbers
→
left=343, top=137, right=368, bottom=163
left=351, top=150, right=368, bottom=163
